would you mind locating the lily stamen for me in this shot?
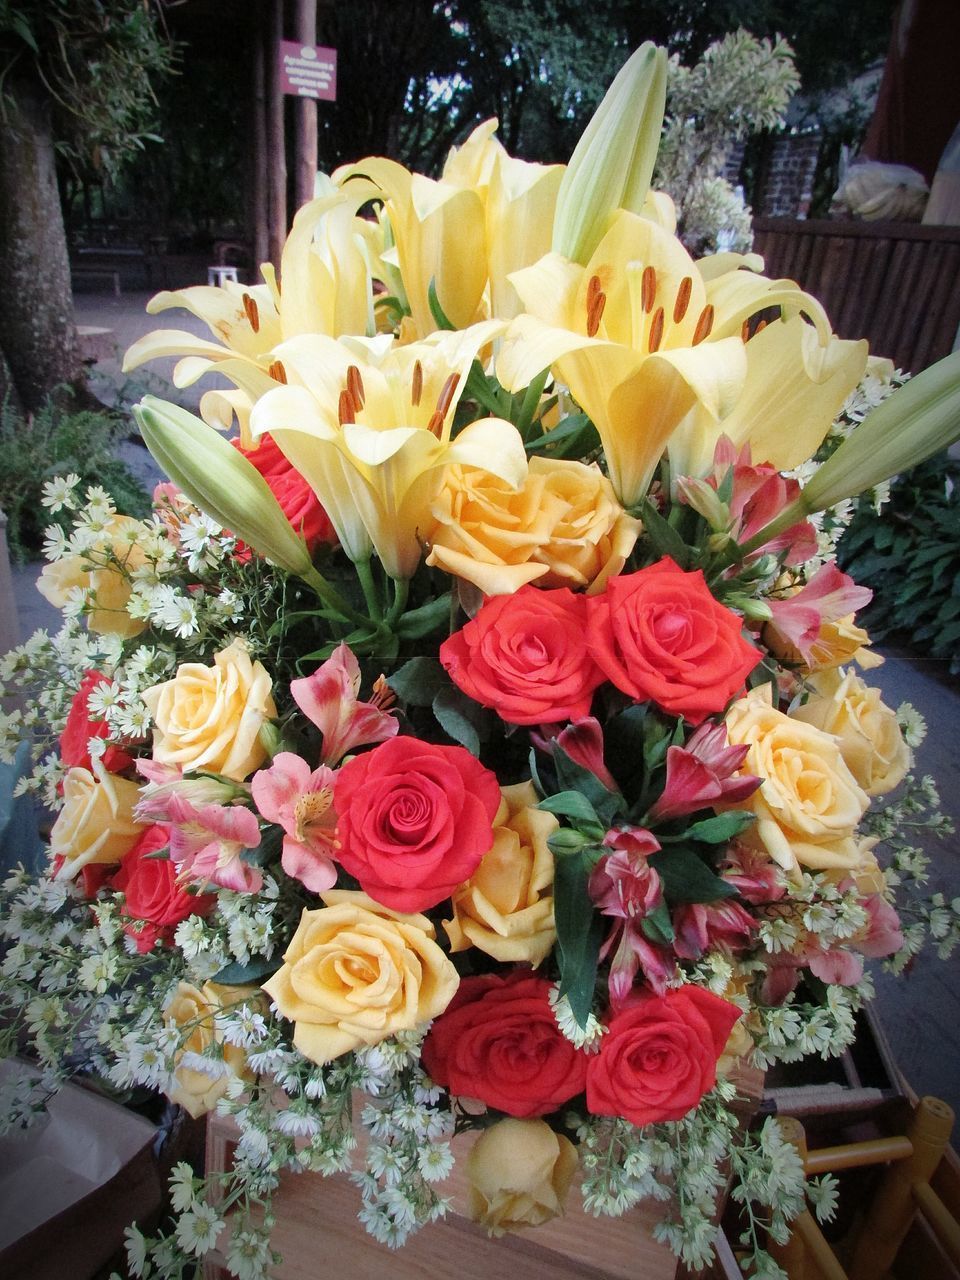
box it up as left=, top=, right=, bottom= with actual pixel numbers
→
left=641, top=265, right=657, bottom=313
left=435, top=371, right=461, bottom=421
left=586, top=288, right=606, bottom=337
left=338, top=388, right=357, bottom=425
left=411, top=359, right=423, bottom=407
left=268, top=359, right=287, bottom=384
left=673, top=276, right=692, bottom=323
left=425, top=409, right=444, bottom=436
left=347, top=364, right=365, bottom=409
left=242, top=293, right=260, bottom=333
left=648, top=306, right=665, bottom=352
left=691, top=304, right=714, bottom=345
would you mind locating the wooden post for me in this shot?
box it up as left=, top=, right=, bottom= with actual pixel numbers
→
left=848, top=1096, right=954, bottom=1280
left=293, top=0, right=318, bottom=210
left=266, top=0, right=288, bottom=268
left=251, top=0, right=270, bottom=272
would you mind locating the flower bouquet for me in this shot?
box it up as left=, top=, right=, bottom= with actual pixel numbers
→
left=2, top=43, right=960, bottom=1280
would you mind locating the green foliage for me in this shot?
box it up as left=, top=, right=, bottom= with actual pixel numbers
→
left=837, top=452, right=960, bottom=675
left=0, top=392, right=150, bottom=562
left=0, top=0, right=176, bottom=181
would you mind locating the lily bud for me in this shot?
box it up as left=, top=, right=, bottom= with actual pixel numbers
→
left=134, top=396, right=314, bottom=578
left=737, top=348, right=960, bottom=557
left=678, top=475, right=731, bottom=531
left=552, top=43, right=667, bottom=265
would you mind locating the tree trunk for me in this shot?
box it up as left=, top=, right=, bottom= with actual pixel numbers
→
left=0, top=74, right=84, bottom=412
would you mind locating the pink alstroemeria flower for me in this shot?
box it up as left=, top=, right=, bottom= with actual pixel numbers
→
left=648, top=722, right=760, bottom=824
left=553, top=717, right=620, bottom=792
left=250, top=752, right=338, bottom=893
left=163, top=794, right=263, bottom=893
left=680, top=437, right=818, bottom=567
left=135, top=759, right=248, bottom=823
left=589, top=828, right=675, bottom=1002
left=857, top=893, right=904, bottom=959
left=290, top=643, right=399, bottom=766
left=765, top=563, right=872, bottom=666
left=722, top=844, right=787, bottom=905
left=672, top=899, right=756, bottom=961
left=605, top=925, right=677, bottom=1004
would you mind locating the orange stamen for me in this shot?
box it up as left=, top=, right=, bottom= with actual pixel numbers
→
left=641, top=265, right=657, bottom=313
left=411, top=359, right=423, bottom=407
left=371, top=674, right=397, bottom=711
left=242, top=293, right=260, bottom=333
left=648, top=306, right=665, bottom=352
left=338, top=389, right=356, bottom=425
left=268, top=359, right=287, bottom=384
left=347, top=364, right=365, bottom=408
left=673, top=276, right=692, bottom=324
left=426, top=409, right=444, bottom=436
left=586, top=289, right=606, bottom=337
left=435, top=371, right=461, bottom=421
left=692, top=304, right=714, bottom=345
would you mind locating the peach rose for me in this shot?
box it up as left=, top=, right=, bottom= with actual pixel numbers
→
left=261, top=890, right=460, bottom=1065
left=425, top=457, right=640, bottom=596
left=49, top=760, right=144, bottom=879
left=466, top=1118, right=578, bottom=1235
left=36, top=516, right=148, bottom=638
left=724, top=689, right=869, bottom=877
left=142, top=639, right=276, bottom=781
left=444, top=781, right=557, bottom=965
left=163, top=980, right=254, bottom=1118
left=793, top=668, right=910, bottom=796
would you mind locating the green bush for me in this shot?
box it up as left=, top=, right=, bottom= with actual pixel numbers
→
left=837, top=451, right=960, bottom=675
left=0, top=392, right=151, bottom=563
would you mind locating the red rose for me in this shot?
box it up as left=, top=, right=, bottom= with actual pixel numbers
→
left=332, top=736, right=501, bottom=913
left=60, top=671, right=133, bottom=774
left=586, top=559, right=759, bottom=723
left=232, top=434, right=335, bottom=558
left=113, top=825, right=214, bottom=952
left=422, top=971, right=589, bottom=1117
left=586, top=986, right=741, bottom=1126
left=439, top=586, right=605, bottom=725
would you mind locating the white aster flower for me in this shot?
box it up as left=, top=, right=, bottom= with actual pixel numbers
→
left=41, top=473, right=81, bottom=512
left=174, top=1203, right=225, bottom=1257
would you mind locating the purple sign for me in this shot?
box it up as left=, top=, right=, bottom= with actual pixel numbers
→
left=279, top=41, right=337, bottom=101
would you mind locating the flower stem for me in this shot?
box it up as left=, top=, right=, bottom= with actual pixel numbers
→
left=298, top=565, right=369, bottom=626
left=355, top=557, right=384, bottom=622
left=385, top=576, right=410, bottom=627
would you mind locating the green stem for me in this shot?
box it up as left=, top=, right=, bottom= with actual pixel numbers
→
left=355, top=557, right=383, bottom=621
left=385, top=576, right=410, bottom=627
left=298, top=565, right=369, bottom=627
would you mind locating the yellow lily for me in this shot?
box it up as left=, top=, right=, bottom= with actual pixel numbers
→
left=335, top=156, right=488, bottom=339
left=122, top=182, right=377, bottom=430
left=249, top=322, right=528, bottom=580
left=497, top=209, right=865, bottom=505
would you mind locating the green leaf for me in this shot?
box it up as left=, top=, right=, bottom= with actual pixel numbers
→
left=427, top=278, right=456, bottom=331
left=552, top=743, right=625, bottom=825
left=395, top=593, right=452, bottom=640
left=388, top=656, right=449, bottom=706
left=640, top=900, right=675, bottom=946
left=432, top=686, right=482, bottom=755
left=524, top=412, right=600, bottom=459
left=673, top=812, right=756, bottom=845
left=553, top=849, right=606, bottom=1028
left=639, top=498, right=693, bottom=569
left=211, top=957, right=278, bottom=985
left=538, top=790, right=605, bottom=836
left=648, top=845, right=738, bottom=904
left=242, top=824, right=283, bottom=867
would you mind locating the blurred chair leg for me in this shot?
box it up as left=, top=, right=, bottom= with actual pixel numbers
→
left=848, top=1096, right=954, bottom=1280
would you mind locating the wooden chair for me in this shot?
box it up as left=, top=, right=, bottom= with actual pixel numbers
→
left=764, top=1096, right=959, bottom=1279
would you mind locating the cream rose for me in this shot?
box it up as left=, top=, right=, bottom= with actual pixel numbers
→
left=163, top=980, right=254, bottom=1119
left=466, top=1118, right=578, bottom=1235
left=142, top=639, right=276, bottom=781
left=49, top=760, right=144, bottom=879
left=725, top=689, right=869, bottom=877
left=425, top=457, right=640, bottom=596
left=36, top=515, right=148, bottom=639
left=793, top=668, right=910, bottom=796
left=444, top=781, right=557, bottom=965
left=262, top=890, right=460, bottom=1065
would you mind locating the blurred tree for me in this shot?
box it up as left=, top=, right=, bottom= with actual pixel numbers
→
left=0, top=0, right=175, bottom=411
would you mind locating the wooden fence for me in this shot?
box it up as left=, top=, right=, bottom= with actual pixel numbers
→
left=751, top=218, right=960, bottom=374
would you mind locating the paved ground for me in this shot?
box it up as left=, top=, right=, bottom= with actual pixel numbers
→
left=8, top=285, right=960, bottom=1128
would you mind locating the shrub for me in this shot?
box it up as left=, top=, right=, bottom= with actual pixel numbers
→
left=837, top=451, right=960, bottom=675
left=0, top=392, right=151, bottom=563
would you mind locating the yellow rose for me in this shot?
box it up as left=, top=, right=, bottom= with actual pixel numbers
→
left=466, top=1117, right=578, bottom=1235
left=765, top=611, right=880, bottom=673
left=793, top=668, right=910, bottom=796
left=444, top=781, right=557, bottom=965
left=425, top=457, right=640, bottom=596
left=36, top=515, right=148, bottom=638
left=724, top=689, right=869, bottom=878
left=261, top=890, right=460, bottom=1065
left=49, top=760, right=144, bottom=880
left=141, top=638, right=276, bottom=781
left=163, top=980, right=254, bottom=1119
